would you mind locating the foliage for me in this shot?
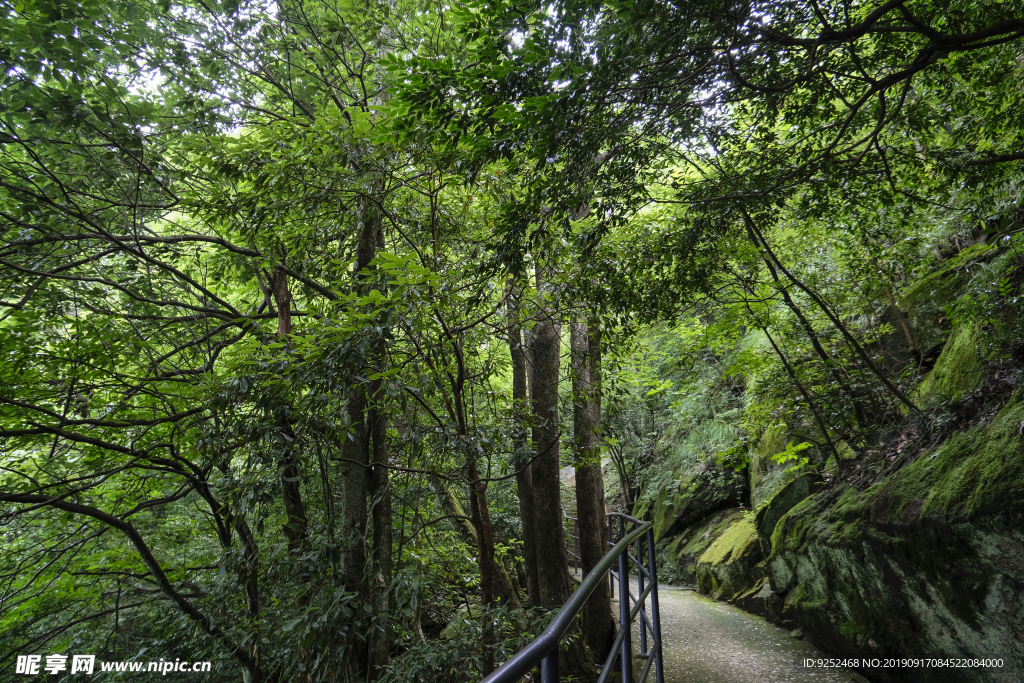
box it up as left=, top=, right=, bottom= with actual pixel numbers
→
left=2, top=0, right=1024, bottom=680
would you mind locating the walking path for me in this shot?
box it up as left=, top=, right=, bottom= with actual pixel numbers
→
left=600, top=573, right=867, bottom=683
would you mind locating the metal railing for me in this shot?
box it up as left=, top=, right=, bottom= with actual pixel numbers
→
left=481, top=512, right=664, bottom=683
left=564, top=512, right=580, bottom=574
left=608, top=513, right=665, bottom=683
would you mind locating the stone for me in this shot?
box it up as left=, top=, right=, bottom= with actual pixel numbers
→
left=659, top=507, right=747, bottom=586
left=645, top=464, right=749, bottom=541
left=762, top=389, right=1024, bottom=681
left=695, top=517, right=765, bottom=602
left=440, top=603, right=479, bottom=639
left=754, top=471, right=824, bottom=556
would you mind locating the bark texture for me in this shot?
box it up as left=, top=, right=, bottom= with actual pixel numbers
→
left=270, top=267, right=308, bottom=553
left=530, top=265, right=569, bottom=609
left=530, top=265, right=596, bottom=681
left=338, top=202, right=384, bottom=679
left=507, top=281, right=541, bottom=607
left=367, top=379, right=392, bottom=679
left=571, top=317, right=614, bottom=658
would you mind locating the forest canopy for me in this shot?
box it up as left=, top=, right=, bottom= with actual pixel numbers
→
left=2, top=0, right=1023, bottom=681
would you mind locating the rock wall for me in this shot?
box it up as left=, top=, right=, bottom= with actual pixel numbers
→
left=678, top=390, right=1024, bottom=682
left=759, top=389, right=1024, bottom=682
left=642, top=248, right=1024, bottom=682
left=695, top=517, right=765, bottom=604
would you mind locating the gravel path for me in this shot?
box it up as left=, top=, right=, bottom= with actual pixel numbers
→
left=611, top=578, right=868, bottom=683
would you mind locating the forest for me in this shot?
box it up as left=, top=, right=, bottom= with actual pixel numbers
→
left=2, top=0, right=1024, bottom=681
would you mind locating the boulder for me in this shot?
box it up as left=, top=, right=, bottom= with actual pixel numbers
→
left=647, top=464, right=749, bottom=541
left=754, top=471, right=824, bottom=556
left=915, top=319, right=998, bottom=407
left=695, top=517, right=765, bottom=603
left=440, top=603, right=479, bottom=639
left=659, top=507, right=746, bottom=586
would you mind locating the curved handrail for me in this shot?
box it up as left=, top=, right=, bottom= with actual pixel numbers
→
left=606, top=511, right=646, bottom=526
left=480, top=520, right=653, bottom=683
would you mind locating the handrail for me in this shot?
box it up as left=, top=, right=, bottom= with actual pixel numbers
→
left=607, top=513, right=665, bottom=683
left=482, top=513, right=664, bottom=683
left=564, top=512, right=580, bottom=573
left=481, top=522, right=649, bottom=683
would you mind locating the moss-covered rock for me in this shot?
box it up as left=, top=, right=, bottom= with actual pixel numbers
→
left=899, top=267, right=964, bottom=356
left=762, top=389, right=1024, bottom=682
left=914, top=319, right=997, bottom=406
left=647, top=464, right=749, bottom=541
left=695, top=517, right=765, bottom=603
left=754, top=472, right=824, bottom=556
left=659, top=507, right=747, bottom=586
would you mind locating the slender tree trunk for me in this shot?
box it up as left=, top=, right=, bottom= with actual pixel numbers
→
left=270, top=267, right=307, bottom=552
left=235, top=518, right=260, bottom=619
left=367, top=377, right=392, bottom=680
left=337, top=202, right=382, bottom=678
left=740, top=216, right=867, bottom=430
left=507, top=280, right=541, bottom=607
left=571, top=317, right=614, bottom=658
left=531, top=263, right=596, bottom=680
left=427, top=473, right=522, bottom=609
left=339, top=389, right=369, bottom=591
left=760, top=325, right=841, bottom=463
left=743, top=210, right=921, bottom=416
left=468, top=462, right=498, bottom=675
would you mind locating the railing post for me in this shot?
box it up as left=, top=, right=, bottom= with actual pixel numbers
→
left=540, top=649, right=558, bottom=683
left=618, top=516, right=632, bottom=683
left=638, top=530, right=647, bottom=655
left=574, top=518, right=579, bottom=574
left=608, top=516, right=614, bottom=597
left=646, top=528, right=665, bottom=683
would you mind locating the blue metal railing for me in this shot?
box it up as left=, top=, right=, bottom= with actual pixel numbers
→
left=482, top=513, right=664, bottom=683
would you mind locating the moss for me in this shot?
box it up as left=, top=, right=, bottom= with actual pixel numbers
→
left=695, top=517, right=766, bottom=601
left=657, top=508, right=747, bottom=585
left=889, top=388, right=1024, bottom=521
left=440, top=603, right=480, bottom=639
left=699, top=517, right=759, bottom=566
left=754, top=472, right=824, bottom=555
left=914, top=319, right=995, bottom=405
left=839, top=620, right=871, bottom=643
left=771, top=389, right=1024, bottom=553
left=650, top=465, right=748, bottom=540
left=760, top=392, right=1024, bottom=672
left=899, top=265, right=961, bottom=308
left=896, top=265, right=966, bottom=358
left=680, top=508, right=747, bottom=560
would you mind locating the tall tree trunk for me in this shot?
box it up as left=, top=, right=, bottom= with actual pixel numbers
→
left=507, top=280, right=541, bottom=608
left=337, top=202, right=382, bottom=679
left=571, top=317, right=614, bottom=658
left=530, top=263, right=569, bottom=609
left=367, top=376, right=392, bottom=680
left=531, top=263, right=596, bottom=680
left=469, top=461, right=498, bottom=675
left=339, top=390, right=369, bottom=592
left=270, top=267, right=307, bottom=552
